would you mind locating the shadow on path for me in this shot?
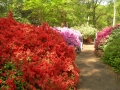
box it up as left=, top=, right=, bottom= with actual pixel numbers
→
left=76, top=44, right=120, bottom=90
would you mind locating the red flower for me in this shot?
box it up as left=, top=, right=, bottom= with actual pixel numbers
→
left=0, top=79, right=2, bottom=84
left=0, top=12, right=79, bottom=90
left=6, top=79, right=16, bottom=90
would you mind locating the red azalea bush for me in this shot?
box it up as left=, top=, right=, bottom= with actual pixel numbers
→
left=0, top=12, right=79, bottom=90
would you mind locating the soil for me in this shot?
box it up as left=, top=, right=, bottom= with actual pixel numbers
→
left=76, top=43, right=120, bottom=90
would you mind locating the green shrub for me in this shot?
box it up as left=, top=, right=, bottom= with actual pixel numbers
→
left=71, top=24, right=97, bottom=39
left=102, top=26, right=120, bottom=73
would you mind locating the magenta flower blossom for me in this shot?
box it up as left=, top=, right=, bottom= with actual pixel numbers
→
left=94, top=27, right=113, bottom=50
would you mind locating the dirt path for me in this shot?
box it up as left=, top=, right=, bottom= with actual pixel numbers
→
left=76, top=44, right=120, bottom=90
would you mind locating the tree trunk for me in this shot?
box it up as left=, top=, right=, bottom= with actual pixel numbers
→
left=92, top=5, right=96, bottom=28
left=61, top=12, right=68, bottom=27
left=87, top=16, right=90, bottom=25
left=61, top=21, right=67, bottom=27
left=87, top=36, right=92, bottom=43
left=113, top=0, right=116, bottom=26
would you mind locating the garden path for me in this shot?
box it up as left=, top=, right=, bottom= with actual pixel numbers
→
left=76, top=43, right=120, bottom=90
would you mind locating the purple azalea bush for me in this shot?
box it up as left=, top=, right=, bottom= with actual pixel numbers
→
left=54, top=27, right=83, bottom=53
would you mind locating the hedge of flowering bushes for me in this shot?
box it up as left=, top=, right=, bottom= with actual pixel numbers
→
left=54, top=27, right=83, bottom=53
left=94, top=26, right=113, bottom=56
left=0, top=12, right=80, bottom=90
left=102, top=25, right=120, bottom=73
left=94, top=24, right=120, bottom=73
left=94, top=25, right=120, bottom=56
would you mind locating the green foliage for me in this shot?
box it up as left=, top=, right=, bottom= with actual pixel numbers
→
left=0, top=0, right=8, bottom=17
left=0, top=0, right=29, bottom=23
left=95, top=5, right=108, bottom=29
left=1, top=0, right=120, bottom=29
left=12, top=5, right=30, bottom=23
left=72, top=24, right=97, bottom=39
left=102, top=26, right=120, bottom=73
left=14, top=0, right=31, bottom=23
left=22, top=0, right=84, bottom=26
left=3, top=62, right=15, bottom=70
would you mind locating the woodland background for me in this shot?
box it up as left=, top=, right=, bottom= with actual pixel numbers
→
left=0, top=0, right=119, bottom=30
